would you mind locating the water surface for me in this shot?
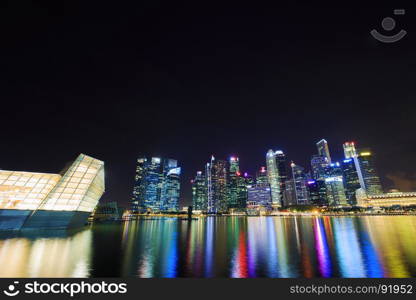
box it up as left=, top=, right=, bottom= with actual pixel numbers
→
left=1, top=216, right=416, bottom=278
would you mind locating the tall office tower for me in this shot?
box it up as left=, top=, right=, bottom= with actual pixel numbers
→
left=205, top=156, right=215, bottom=213
left=357, top=150, right=383, bottom=195
left=291, top=162, right=310, bottom=205
left=132, top=157, right=181, bottom=213
left=276, top=151, right=288, bottom=201
left=283, top=179, right=297, bottom=206
left=316, top=139, right=332, bottom=164
left=306, top=179, right=328, bottom=206
left=323, top=162, right=348, bottom=206
left=311, top=154, right=330, bottom=180
left=324, top=176, right=348, bottom=206
left=161, top=159, right=181, bottom=212
left=343, top=141, right=357, bottom=159
left=341, top=158, right=361, bottom=205
left=256, top=166, right=268, bottom=184
left=227, top=156, right=240, bottom=210
left=192, top=171, right=206, bottom=211
left=212, top=159, right=228, bottom=213
left=266, top=150, right=285, bottom=208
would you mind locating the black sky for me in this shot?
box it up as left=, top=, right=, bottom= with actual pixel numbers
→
left=1, top=1, right=416, bottom=207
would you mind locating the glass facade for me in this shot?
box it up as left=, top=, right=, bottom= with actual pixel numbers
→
left=0, top=154, right=105, bottom=213
left=266, top=150, right=283, bottom=208
left=191, top=171, right=206, bottom=211
left=131, top=157, right=181, bottom=213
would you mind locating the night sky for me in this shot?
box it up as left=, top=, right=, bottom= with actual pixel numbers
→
left=1, top=1, right=416, bottom=208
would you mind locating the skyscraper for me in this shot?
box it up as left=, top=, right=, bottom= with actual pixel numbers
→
left=132, top=157, right=181, bottom=213
left=266, top=149, right=285, bottom=208
left=341, top=158, right=361, bottom=205
left=161, top=159, right=181, bottom=212
left=191, top=171, right=206, bottom=211
left=306, top=179, right=327, bottom=206
left=343, top=141, right=357, bottom=159
left=316, top=139, right=332, bottom=164
left=324, top=176, right=348, bottom=206
left=227, top=156, right=240, bottom=210
left=256, top=166, right=268, bottom=184
left=358, top=150, right=383, bottom=195
left=311, top=154, right=330, bottom=180
left=291, top=162, right=310, bottom=205
left=205, top=156, right=228, bottom=213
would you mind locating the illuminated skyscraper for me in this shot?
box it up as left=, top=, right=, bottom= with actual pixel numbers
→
left=256, top=167, right=268, bottom=184
left=191, top=171, right=206, bottom=211
left=290, top=162, right=310, bottom=205
left=323, top=162, right=348, bottom=206
left=306, top=179, right=327, bottom=206
left=311, top=154, right=329, bottom=180
left=227, top=157, right=240, bottom=210
left=0, top=154, right=105, bottom=230
left=358, top=150, right=383, bottom=195
left=283, top=179, right=297, bottom=206
left=343, top=141, right=357, bottom=159
left=341, top=158, right=361, bottom=205
left=132, top=157, right=181, bottom=213
left=161, top=159, right=181, bottom=212
left=316, top=139, right=332, bottom=164
left=266, top=150, right=285, bottom=208
left=205, top=156, right=228, bottom=213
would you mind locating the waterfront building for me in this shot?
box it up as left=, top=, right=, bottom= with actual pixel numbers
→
left=191, top=171, right=206, bottom=211
left=357, top=150, right=383, bottom=195
left=0, top=154, right=105, bottom=230
left=204, top=156, right=228, bottom=214
left=92, top=201, right=122, bottom=221
left=266, top=150, right=286, bottom=208
left=291, top=162, right=310, bottom=205
left=356, top=189, right=416, bottom=207
left=246, top=183, right=272, bottom=215
left=325, top=176, right=348, bottom=206
left=316, top=139, right=332, bottom=164
left=227, top=157, right=240, bottom=210
left=132, top=157, right=181, bottom=213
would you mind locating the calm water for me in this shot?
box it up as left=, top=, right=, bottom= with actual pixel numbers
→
left=1, top=216, right=416, bottom=278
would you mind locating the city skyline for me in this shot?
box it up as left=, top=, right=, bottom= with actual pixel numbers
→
left=1, top=3, right=416, bottom=209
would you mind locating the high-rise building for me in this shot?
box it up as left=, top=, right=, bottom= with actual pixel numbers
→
left=283, top=179, right=297, bottom=206
left=311, top=154, right=330, bottom=180
left=343, top=141, right=357, bottom=159
left=132, top=157, right=181, bottom=213
left=227, top=157, right=240, bottom=210
left=291, top=162, right=310, bottom=205
left=246, top=183, right=272, bottom=215
left=191, top=171, right=206, bottom=211
left=0, top=154, right=105, bottom=230
left=324, top=176, right=348, bottom=206
left=266, top=150, right=286, bottom=208
left=341, top=158, right=361, bottom=205
left=256, top=166, right=268, bottom=184
left=316, top=139, right=332, bottom=164
left=205, top=156, right=228, bottom=214
left=306, top=179, right=328, bottom=206
left=160, top=159, right=181, bottom=212
left=357, top=150, right=383, bottom=195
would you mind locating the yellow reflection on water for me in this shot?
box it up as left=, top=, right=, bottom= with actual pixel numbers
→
left=0, top=230, right=92, bottom=277
left=364, top=216, right=416, bottom=278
